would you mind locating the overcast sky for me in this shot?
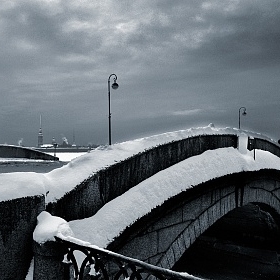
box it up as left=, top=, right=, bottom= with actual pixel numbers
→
left=1, top=0, right=280, bottom=146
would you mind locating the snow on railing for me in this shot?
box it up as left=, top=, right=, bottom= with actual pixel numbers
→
left=54, top=236, right=205, bottom=280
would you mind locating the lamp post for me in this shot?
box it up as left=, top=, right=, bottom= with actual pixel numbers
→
left=53, top=143, right=58, bottom=157
left=248, top=136, right=256, bottom=160
left=238, top=107, right=247, bottom=129
left=108, top=74, right=119, bottom=145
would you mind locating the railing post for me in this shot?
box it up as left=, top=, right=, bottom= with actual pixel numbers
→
left=33, top=240, right=68, bottom=280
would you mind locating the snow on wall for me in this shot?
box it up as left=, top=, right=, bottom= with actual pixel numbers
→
left=26, top=125, right=280, bottom=280
left=32, top=145, right=280, bottom=250
left=68, top=147, right=280, bottom=248
left=33, top=211, right=74, bottom=244
left=0, top=125, right=277, bottom=203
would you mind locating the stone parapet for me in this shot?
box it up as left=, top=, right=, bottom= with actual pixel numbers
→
left=33, top=241, right=68, bottom=280
left=0, top=144, right=58, bottom=161
left=0, top=195, right=45, bottom=279
left=106, top=170, right=280, bottom=270
left=47, top=134, right=238, bottom=220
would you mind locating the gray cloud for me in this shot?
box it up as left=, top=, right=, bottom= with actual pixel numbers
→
left=0, top=0, right=280, bottom=146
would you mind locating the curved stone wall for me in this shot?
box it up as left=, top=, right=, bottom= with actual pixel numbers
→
left=248, top=138, right=280, bottom=157
left=47, top=135, right=280, bottom=221
left=0, top=145, right=59, bottom=161
left=106, top=170, right=280, bottom=270
left=47, top=134, right=238, bottom=220
left=1, top=134, right=279, bottom=278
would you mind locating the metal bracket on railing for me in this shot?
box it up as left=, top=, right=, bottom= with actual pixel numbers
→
left=55, top=236, right=205, bottom=280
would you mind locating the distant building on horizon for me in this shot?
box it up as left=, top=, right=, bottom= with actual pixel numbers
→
left=38, top=115, right=43, bottom=147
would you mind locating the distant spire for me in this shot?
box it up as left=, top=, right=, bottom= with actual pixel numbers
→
left=73, top=129, right=76, bottom=146
left=38, top=114, right=43, bottom=147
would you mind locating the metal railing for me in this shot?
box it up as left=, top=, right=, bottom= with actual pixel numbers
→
left=55, top=237, right=205, bottom=280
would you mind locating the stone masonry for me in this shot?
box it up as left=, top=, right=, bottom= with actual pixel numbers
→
left=108, top=170, right=280, bottom=270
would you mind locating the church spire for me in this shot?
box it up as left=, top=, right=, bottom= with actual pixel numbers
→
left=38, top=115, right=43, bottom=147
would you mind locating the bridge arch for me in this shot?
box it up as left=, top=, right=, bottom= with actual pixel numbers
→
left=107, top=169, right=280, bottom=270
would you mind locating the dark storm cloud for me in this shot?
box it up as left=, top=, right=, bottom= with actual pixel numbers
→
left=0, top=0, right=280, bottom=145
left=187, top=1, right=280, bottom=71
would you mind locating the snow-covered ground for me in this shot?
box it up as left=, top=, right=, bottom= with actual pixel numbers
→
left=49, top=152, right=88, bottom=162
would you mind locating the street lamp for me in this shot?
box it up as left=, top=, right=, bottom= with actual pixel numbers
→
left=53, top=143, right=58, bottom=157
left=238, top=107, right=247, bottom=129
left=108, top=74, right=119, bottom=145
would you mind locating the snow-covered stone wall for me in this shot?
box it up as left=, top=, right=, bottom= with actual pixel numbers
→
left=1, top=127, right=280, bottom=278
left=47, top=134, right=238, bottom=221
left=106, top=170, right=280, bottom=269
left=0, top=144, right=58, bottom=161
left=47, top=133, right=280, bottom=222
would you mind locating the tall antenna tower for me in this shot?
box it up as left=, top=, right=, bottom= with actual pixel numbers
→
left=38, top=115, right=43, bottom=147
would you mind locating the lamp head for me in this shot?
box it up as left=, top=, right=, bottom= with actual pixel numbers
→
left=242, top=110, right=247, bottom=116
left=111, top=82, right=119, bottom=90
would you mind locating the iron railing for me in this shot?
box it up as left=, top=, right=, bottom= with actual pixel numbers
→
left=55, top=236, right=205, bottom=280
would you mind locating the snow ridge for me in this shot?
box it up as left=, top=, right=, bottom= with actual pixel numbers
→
left=0, top=124, right=277, bottom=203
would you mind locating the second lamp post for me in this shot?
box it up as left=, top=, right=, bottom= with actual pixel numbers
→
left=238, top=107, right=247, bottom=129
left=108, top=74, right=119, bottom=145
